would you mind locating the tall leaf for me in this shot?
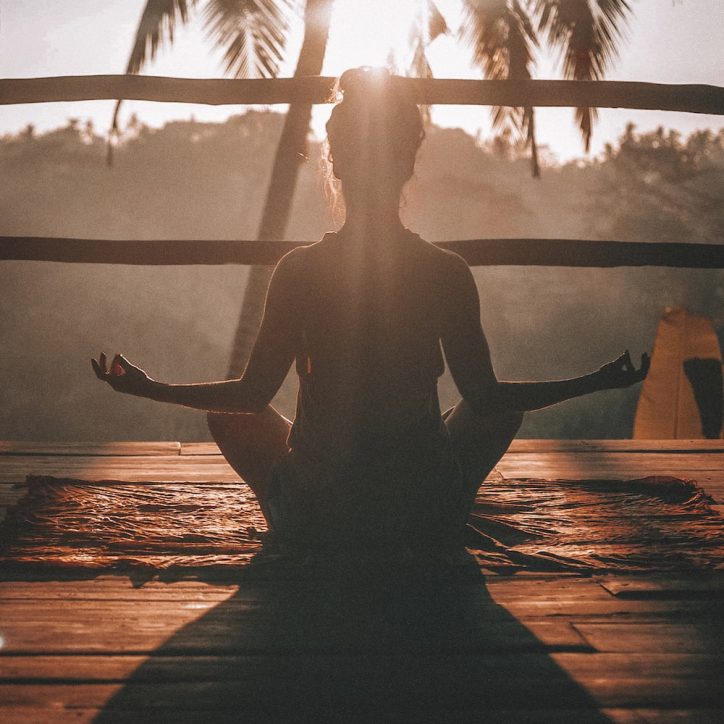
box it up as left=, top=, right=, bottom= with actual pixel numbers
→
left=125, top=0, right=198, bottom=74
left=204, top=0, right=294, bottom=78
left=534, top=0, right=632, bottom=151
left=408, top=1, right=449, bottom=123
left=460, top=0, right=540, bottom=176
left=110, top=0, right=294, bottom=164
left=112, top=0, right=196, bottom=132
left=110, top=0, right=197, bottom=149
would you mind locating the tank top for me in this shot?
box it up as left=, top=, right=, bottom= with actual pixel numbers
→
left=287, top=229, right=448, bottom=461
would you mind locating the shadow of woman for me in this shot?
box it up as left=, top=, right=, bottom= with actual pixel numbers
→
left=95, top=565, right=612, bottom=723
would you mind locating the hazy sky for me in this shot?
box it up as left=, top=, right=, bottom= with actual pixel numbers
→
left=1, top=0, right=722, bottom=160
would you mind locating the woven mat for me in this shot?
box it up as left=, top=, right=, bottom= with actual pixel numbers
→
left=1, top=475, right=722, bottom=576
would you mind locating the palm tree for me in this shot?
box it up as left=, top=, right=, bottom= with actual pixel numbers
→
left=460, top=0, right=632, bottom=176
left=112, top=0, right=633, bottom=377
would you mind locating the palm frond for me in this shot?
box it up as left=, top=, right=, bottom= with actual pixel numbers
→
left=110, top=0, right=196, bottom=160
left=126, top=0, right=197, bottom=74
left=460, top=0, right=539, bottom=173
left=427, top=0, right=449, bottom=41
left=407, top=0, right=448, bottom=75
left=534, top=0, right=632, bottom=150
left=406, top=1, right=449, bottom=122
left=203, top=0, right=294, bottom=79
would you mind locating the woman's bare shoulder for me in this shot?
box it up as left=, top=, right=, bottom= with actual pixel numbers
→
left=409, top=232, right=469, bottom=275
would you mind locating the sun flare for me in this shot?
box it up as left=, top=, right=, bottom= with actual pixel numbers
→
left=324, top=0, right=422, bottom=74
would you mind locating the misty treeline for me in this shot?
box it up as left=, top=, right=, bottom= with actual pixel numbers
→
left=1, top=113, right=722, bottom=441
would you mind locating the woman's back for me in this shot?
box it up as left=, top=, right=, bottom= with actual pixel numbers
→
left=288, top=228, right=456, bottom=460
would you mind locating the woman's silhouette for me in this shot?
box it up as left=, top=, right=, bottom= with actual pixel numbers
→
left=93, top=67, right=648, bottom=550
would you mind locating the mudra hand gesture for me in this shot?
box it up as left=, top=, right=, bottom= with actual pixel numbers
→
left=597, top=350, right=650, bottom=389
left=91, top=352, right=151, bottom=397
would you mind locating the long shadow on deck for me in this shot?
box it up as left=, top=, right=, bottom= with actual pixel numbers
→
left=94, top=567, right=611, bottom=723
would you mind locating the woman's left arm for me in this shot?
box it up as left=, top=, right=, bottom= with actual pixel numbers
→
left=92, top=251, right=302, bottom=413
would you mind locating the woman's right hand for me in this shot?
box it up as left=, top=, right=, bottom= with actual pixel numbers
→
left=597, top=350, right=650, bottom=389
left=91, top=352, right=152, bottom=397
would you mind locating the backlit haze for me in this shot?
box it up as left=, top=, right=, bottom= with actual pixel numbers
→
left=1, top=0, right=722, bottom=161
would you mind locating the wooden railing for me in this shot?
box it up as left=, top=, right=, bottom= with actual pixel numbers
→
left=2, top=75, right=723, bottom=115
left=2, top=74, right=723, bottom=269
left=2, top=236, right=723, bottom=268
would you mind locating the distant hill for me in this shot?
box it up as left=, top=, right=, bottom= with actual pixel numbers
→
left=1, top=113, right=722, bottom=440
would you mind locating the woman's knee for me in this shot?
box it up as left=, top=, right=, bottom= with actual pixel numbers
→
left=207, top=408, right=292, bottom=454
left=207, top=411, right=251, bottom=446
left=447, top=399, right=523, bottom=432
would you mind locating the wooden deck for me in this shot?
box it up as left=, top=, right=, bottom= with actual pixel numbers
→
left=1, top=440, right=723, bottom=723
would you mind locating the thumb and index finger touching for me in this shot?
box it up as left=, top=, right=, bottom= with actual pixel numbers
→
left=91, top=352, right=131, bottom=380
left=620, top=349, right=651, bottom=382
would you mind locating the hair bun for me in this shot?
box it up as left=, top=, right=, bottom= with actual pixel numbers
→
left=338, top=67, right=393, bottom=99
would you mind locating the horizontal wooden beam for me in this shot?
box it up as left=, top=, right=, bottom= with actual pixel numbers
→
left=1, top=236, right=722, bottom=268
left=1, top=75, right=722, bottom=115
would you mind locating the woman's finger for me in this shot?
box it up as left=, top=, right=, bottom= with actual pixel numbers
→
left=622, top=350, right=633, bottom=373
left=99, top=352, right=107, bottom=375
left=110, top=354, right=125, bottom=376
left=91, top=358, right=104, bottom=379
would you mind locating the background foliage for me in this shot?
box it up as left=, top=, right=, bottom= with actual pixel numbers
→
left=1, top=113, right=722, bottom=440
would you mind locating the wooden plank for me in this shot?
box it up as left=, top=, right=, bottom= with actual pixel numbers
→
left=579, top=440, right=724, bottom=453
left=3, top=75, right=723, bottom=113
left=598, top=575, right=724, bottom=599
left=2, top=653, right=723, bottom=683
left=3, top=236, right=724, bottom=268
left=0, top=709, right=101, bottom=724
left=180, top=443, right=222, bottom=456
left=0, top=442, right=180, bottom=456
left=0, top=579, right=239, bottom=601
left=496, top=458, right=724, bottom=482
left=1, top=708, right=721, bottom=724
left=497, top=451, right=724, bottom=471
left=0, top=576, right=603, bottom=602
left=0, top=455, right=241, bottom=483
left=508, top=440, right=724, bottom=453
left=618, top=711, right=724, bottom=724
left=494, top=598, right=724, bottom=619
left=0, top=676, right=721, bottom=710
left=0, top=456, right=493, bottom=485
left=0, top=617, right=588, bottom=654
left=1, top=441, right=721, bottom=461
left=573, top=623, right=724, bottom=653
left=487, top=577, right=619, bottom=601
left=3, top=596, right=719, bottom=622
left=1, top=444, right=721, bottom=485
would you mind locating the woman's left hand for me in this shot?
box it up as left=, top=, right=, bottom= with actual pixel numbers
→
left=597, top=350, right=650, bottom=389
left=91, top=352, right=152, bottom=397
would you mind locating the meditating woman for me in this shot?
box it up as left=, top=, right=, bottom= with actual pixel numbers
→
left=92, top=67, right=648, bottom=550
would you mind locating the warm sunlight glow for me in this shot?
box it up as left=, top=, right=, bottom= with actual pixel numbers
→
left=325, top=0, right=421, bottom=73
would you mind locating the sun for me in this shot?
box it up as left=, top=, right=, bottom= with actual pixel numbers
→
left=310, top=0, right=441, bottom=138
left=323, top=0, right=422, bottom=74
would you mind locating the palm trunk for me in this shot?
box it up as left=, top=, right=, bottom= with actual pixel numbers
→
left=226, top=0, right=333, bottom=377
